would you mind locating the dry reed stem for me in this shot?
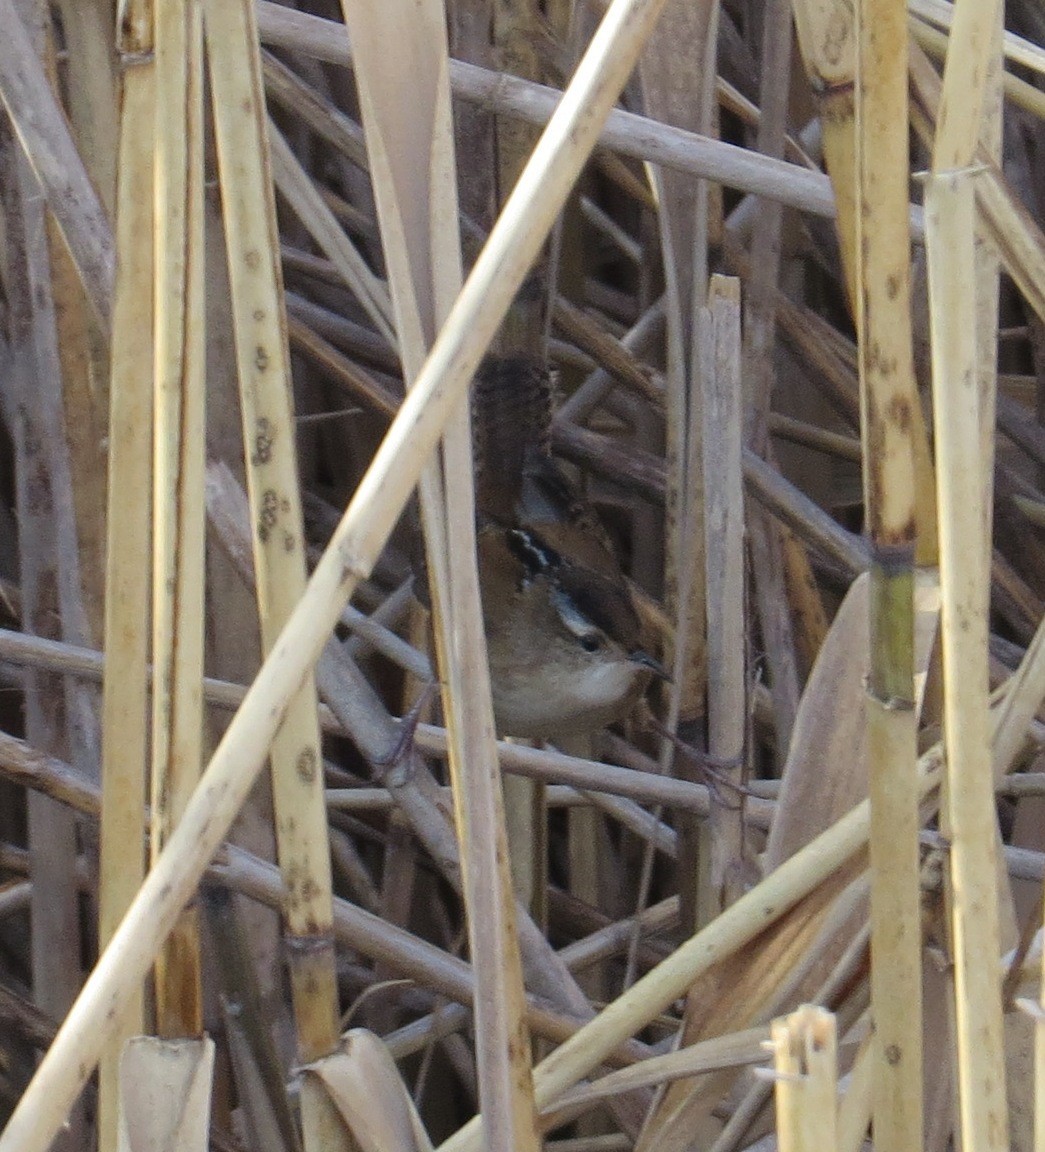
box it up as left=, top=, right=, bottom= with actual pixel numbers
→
left=932, top=0, right=1004, bottom=172
left=789, top=0, right=857, bottom=288
left=149, top=0, right=206, bottom=1038
left=0, top=3, right=671, bottom=1146
left=546, top=1027, right=769, bottom=1122
left=700, top=276, right=745, bottom=913
left=792, top=0, right=939, bottom=561
left=97, top=34, right=154, bottom=1151
left=911, top=18, right=1045, bottom=121
left=854, top=0, right=924, bottom=1145
left=770, top=1005, right=838, bottom=1152
left=340, top=0, right=537, bottom=1145
left=836, top=1033, right=874, bottom=1152
left=925, top=169, right=1009, bottom=1151
left=0, top=738, right=662, bottom=1064
left=311, top=1030, right=434, bottom=1152
left=204, top=7, right=344, bottom=1143
left=4, top=98, right=92, bottom=1152
left=910, top=0, right=1045, bottom=77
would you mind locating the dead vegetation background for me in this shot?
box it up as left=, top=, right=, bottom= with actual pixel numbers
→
left=0, top=0, right=1043, bottom=1150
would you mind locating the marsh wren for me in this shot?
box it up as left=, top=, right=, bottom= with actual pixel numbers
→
left=472, top=355, right=662, bottom=738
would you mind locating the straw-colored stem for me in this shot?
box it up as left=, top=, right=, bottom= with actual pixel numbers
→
left=911, top=17, right=1045, bottom=121
left=792, top=0, right=938, bottom=564
left=150, top=0, right=206, bottom=1038
left=771, top=1005, right=838, bottom=1152
left=204, top=22, right=345, bottom=1152
left=925, top=168, right=1009, bottom=1152
left=205, top=0, right=340, bottom=1074
left=836, top=1032, right=874, bottom=1152
left=932, top=0, right=1004, bottom=171
left=854, top=0, right=924, bottom=1146
left=97, top=38, right=154, bottom=1150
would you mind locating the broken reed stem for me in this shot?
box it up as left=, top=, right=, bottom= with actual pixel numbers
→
left=204, top=0, right=343, bottom=1103
left=925, top=168, right=1009, bottom=1152
left=149, top=0, right=206, bottom=1039
left=771, top=1006, right=838, bottom=1152
left=854, top=0, right=924, bottom=1147
left=0, top=2, right=672, bottom=1147
left=96, top=21, right=154, bottom=1148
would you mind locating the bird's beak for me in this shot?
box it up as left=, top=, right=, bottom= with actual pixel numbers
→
left=629, top=649, right=671, bottom=682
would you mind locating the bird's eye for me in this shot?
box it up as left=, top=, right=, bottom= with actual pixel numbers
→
left=580, top=633, right=603, bottom=653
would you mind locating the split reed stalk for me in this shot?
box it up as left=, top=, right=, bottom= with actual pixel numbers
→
left=927, top=5, right=1009, bottom=1148
left=96, top=3, right=154, bottom=1143
left=0, top=2, right=672, bottom=1147
left=925, top=169, right=1009, bottom=1152
left=203, top=4, right=346, bottom=1149
left=854, top=0, right=923, bottom=1146
left=149, top=0, right=206, bottom=1040
left=771, top=1006, right=838, bottom=1152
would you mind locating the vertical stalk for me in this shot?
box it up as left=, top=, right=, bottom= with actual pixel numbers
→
left=791, top=0, right=938, bottom=558
left=204, top=2, right=345, bottom=1145
left=700, top=275, right=745, bottom=916
left=925, top=169, right=1008, bottom=1152
left=771, top=1005, right=839, bottom=1152
left=151, top=0, right=206, bottom=1038
left=854, top=0, right=923, bottom=1148
left=927, top=4, right=1008, bottom=1148
left=97, top=0, right=154, bottom=1142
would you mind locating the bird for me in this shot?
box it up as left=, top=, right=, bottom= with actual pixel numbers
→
left=472, top=354, right=664, bottom=738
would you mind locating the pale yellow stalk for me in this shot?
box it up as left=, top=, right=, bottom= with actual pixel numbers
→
left=97, top=3, right=154, bottom=1143
left=771, top=1006, right=838, bottom=1152
left=203, top=2, right=345, bottom=1147
left=150, top=0, right=206, bottom=1039
left=854, top=0, right=924, bottom=1146
left=925, top=170, right=1008, bottom=1151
